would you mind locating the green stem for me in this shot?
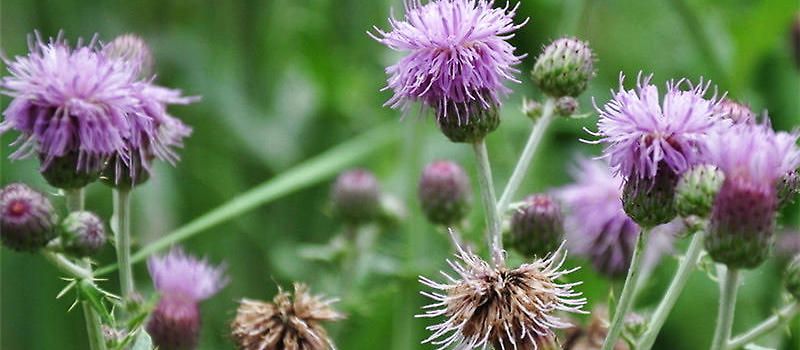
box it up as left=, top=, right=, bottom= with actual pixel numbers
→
left=727, top=301, right=800, bottom=349
left=41, top=251, right=92, bottom=279
left=637, top=229, right=706, bottom=350
left=65, top=189, right=108, bottom=350
left=112, top=189, right=135, bottom=297
left=711, top=267, right=740, bottom=350
left=471, top=140, right=503, bottom=267
left=95, top=124, right=401, bottom=276
left=601, top=227, right=650, bottom=350
left=496, top=98, right=555, bottom=214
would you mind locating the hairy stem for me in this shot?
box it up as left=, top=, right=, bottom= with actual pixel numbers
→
left=637, top=229, right=706, bottom=350
left=727, top=301, right=800, bottom=349
left=711, top=267, right=740, bottom=350
left=471, top=140, right=503, bottom=267
left=496, top=98, right=556, bottom=214
left=112, top=189, right=135, bottom=297
left=601, top=227, right=650, bottom=350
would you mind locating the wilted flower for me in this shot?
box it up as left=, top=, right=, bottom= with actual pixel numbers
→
left=561, top=306, right=631, bottom=350
left=703, top=123, right=800, bottom=268
left=370, top=0, right=527, bottom=122
left=0, top=182, right=58, bottom=252
left=418, top=160, right=472, bottom=226
left=231, top=283, right=345, bottom=350
left=417, top=242, right=586, bottom=349
left=147, top=248, right=228, bottom=350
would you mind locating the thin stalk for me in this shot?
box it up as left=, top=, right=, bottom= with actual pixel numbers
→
left=112, top=189, right=135, bottom=297
left=727, top=302, right=800, bottom=349
left=637, top=230, right=706, bottom=350
left=711, top=267, right=741, bottom=350
left=471, top=140, right=503, bottom=267
left=65, top=189, right=108, bottom=350
left=41, top=251, right=92, bottom=279
left=496, top=98, right=555, bottom=214
left=601, top=227, right=650, bottom=350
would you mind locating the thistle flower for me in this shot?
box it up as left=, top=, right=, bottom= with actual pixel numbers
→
left=330, top=169, right=381, bottom=224
left=147, top=248, right=228, bottom=350
left=0, top=183, right=58, bottom=251
left=555, top=158, right=673, bottom=279
left=417, top=243, right=587, bottom=349
left=418, top=160, right=472, bottom=226
left=59, top=211, right=107, bottom=257
left=703, top=123, right=800, bottom=268
left=231, top=283, right=345, bottom=350
left=591, top=73, right=723, bottom=226
left=370, top=0, right=527, bottom=124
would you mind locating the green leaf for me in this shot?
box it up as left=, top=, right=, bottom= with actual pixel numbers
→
left=77, top=280, right=114, bottom=325
left=131, top=331, right=153, bottom=350
left=95, top=124, right=402, bottom=276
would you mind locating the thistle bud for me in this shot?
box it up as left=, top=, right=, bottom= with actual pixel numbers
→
left=147, top=295, right=201, bottom=350
left=555, top=96, right=579, bottom=117
left=622, top=165, right=679, bottom=228
left=786, top=254, right=800, bottom=300
left=522, top=98, right=543, bottom=120
left=706, top=179, right=777, bottom=269
left=507, top=194, right=564, bottom=258
left=0, top=183, right=58, bottom=252
left=437, top=99, right=500, bottom=143
left=101, top=154, right=151, bottom=190
left=418, top=161, right=472, bottom=226
left=531, top=37, right=595, bottom=97
left=715, top=99, right=756, bottom=125
left=60, top=211, right=107, bottom=257
left=675, top=164, right=725, bottom=218
left=330, top=169, right=381, bottom=224
left=103, top=34, right=154, bottom=78
left=39, top=152, right=104, bottom=189
left=777, top=170, right=800, bottom=210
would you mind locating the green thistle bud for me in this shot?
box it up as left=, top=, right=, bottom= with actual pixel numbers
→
left=555, top=96, right=578, bottom=117
left=507, top=194, right=564, bottom=258
left=522, top=98, right=543, bottom=120
left=418, top=161, right=472, bottom=226
left=531, top=37, right=595, bottom=97
left=675, top=164, right=725, bottom=218
left=330, top=169, right=381, bottom=225
left=60, top=211, right=107, bottom=257
left=437, top=99, right=500, bottom=143
left=777, top=170, right=800, bottom=210
left=622, top=165, right=679, bottom=228
left=786, top=254, right=800, bottom=300
left=39, top=152, right=103, bottom=189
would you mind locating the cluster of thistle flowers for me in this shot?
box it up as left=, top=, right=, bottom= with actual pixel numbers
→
left=370, top=0, right=800, bottom=349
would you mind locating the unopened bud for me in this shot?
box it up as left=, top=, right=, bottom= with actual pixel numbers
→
left=675, top=164, right=725, bottom=218
left=507, top=194, right=564, bottom=258
left=555, top=96, right=578, bottom=117
left=60, top=211, right=107, bottom=257
left=330, top=169, right=381, bottom=225
left=622, top=165, right=679, bottom=228
left=0, top=183, right=58, bottom=252
left=777, top=170, right=800, bottom=210
left=418, top=161, right=472, bottom=226
left=531, top=37, right=595, bottom=97
left=104, top=34, right=154, bottom=78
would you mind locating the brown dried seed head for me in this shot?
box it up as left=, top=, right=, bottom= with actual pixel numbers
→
left=231, top=283, right=345, bottom=350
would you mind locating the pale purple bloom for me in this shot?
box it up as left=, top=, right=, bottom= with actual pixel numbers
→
left=556, top=158, right=674, bottom=278
left=590, top=72, right=724, bottom=180
left=147, top=247, right=228, bottom=302
left=370, top=0, right=527, bottom=120
left=0, top=32, right=142, bottom=172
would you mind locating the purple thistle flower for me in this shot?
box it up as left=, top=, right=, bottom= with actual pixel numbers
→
left=0, top=32, right=142, bottom=172
left=590, top=72, right=724, bottom=180
left=147, top=248, right=228, bottom=350
left=556, top=158, right=674, bottom=278
left=370, top=0, right=527, bottom=122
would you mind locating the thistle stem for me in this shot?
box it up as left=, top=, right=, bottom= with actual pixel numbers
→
left=496, top=98, right=556, bottom=214
left=65, top=188, right=108, bottom=350
left=711, top=267, right=740, bottom=350
left=41, top=250, right=92, bottom=279
left=601, top=227, right=650, bottom=350
left=637, top=229, right=706, bottom=350
left=112, top=189, right=135, bottom=297
left=471, top=140, right=503, bottom=267
left=727, top=301, right=800, bottom=349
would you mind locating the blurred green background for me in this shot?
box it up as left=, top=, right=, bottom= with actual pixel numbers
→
left=2, top=0, right=799, bottom=349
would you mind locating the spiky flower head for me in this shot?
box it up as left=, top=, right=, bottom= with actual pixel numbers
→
left=417, top=243, right=586, bottom=349
left=147, top=248, right=228, bottom=350
left=507, top=194, right=564, bottom=259
left=703, top=123, right=800, bottom=269
left=370, top=0, right=527, bottom=125
left=714, top=98, right=756, bottom=125
left=231, top=283, right=345, bottom=350
left=0, top=183, right=58, bottom=252
left=418, top=160, right=472, bottom=226
left=531, top=37, right=595, bottom=97
left=330, top=169, right=381, bottom=224
left=59, top=211, right=106, bottom=257
left=674, top=164, right=725, bottom=219
left=786, top=254, right=800, bottom=300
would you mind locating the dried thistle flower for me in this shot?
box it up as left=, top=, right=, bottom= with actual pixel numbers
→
left=417, top=242, right=587, bottom=349
left=231, top=283, right=345, bottom=350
